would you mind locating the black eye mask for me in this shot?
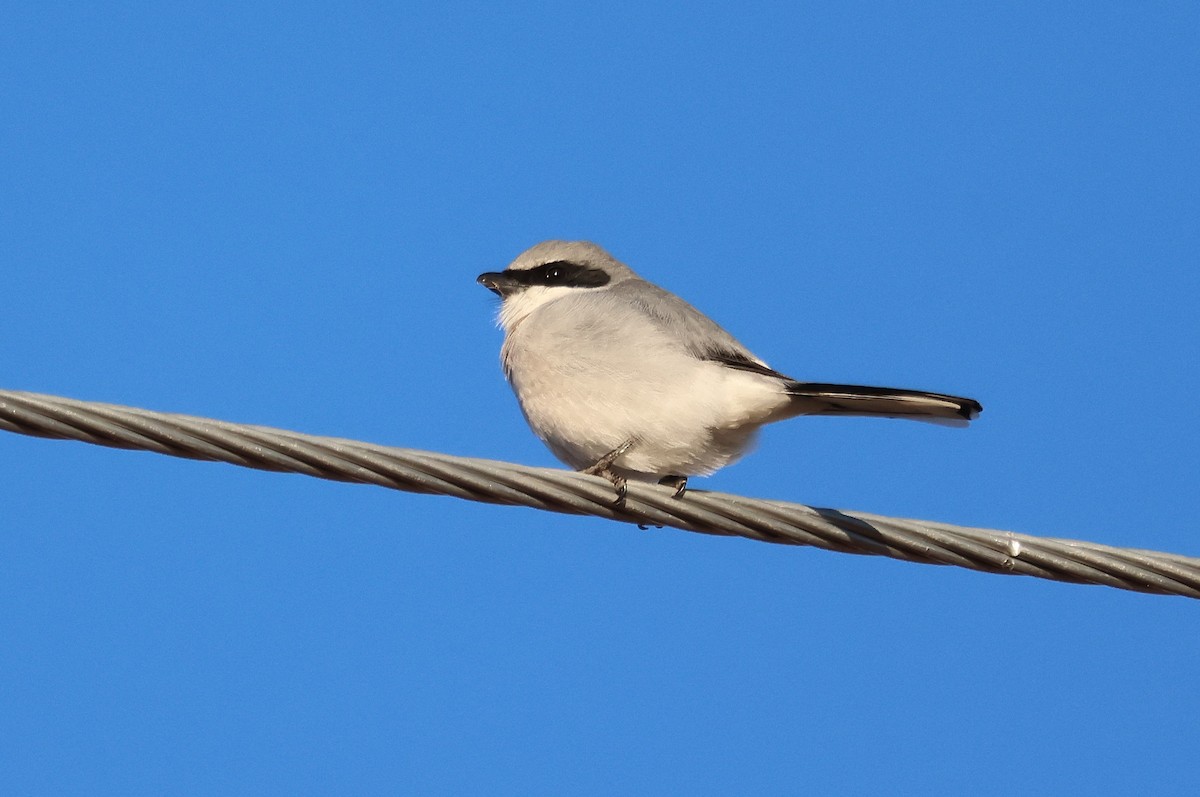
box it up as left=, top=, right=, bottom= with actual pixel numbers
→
left=505, top=260, right=611, bottom=289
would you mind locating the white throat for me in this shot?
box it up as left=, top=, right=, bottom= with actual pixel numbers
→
left=497, top=285, right=578, bottom=333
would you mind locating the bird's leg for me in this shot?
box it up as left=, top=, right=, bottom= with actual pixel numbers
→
left=657, top=475, right=688, bottom=498
left=581, top=439, right=635, bottom=507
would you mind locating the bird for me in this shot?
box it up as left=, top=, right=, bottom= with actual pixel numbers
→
left=477, top=240, right=981, bottom=505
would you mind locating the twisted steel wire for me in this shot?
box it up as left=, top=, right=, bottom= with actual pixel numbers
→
left=2, top=388, right=1197, bottom=599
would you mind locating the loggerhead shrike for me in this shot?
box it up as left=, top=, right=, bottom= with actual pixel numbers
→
left=478, top=240, right=981, bottom=504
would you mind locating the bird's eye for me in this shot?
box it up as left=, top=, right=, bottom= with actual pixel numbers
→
left=532, top=261, right=583, bottom=286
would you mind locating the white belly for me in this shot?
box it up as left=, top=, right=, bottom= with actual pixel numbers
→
left=503, top=325, right=788, bottom=479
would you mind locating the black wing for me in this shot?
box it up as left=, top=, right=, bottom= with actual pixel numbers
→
left=700, top=347, right=793, bottom=381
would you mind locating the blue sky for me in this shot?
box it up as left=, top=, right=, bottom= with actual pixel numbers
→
left=2, top=2, right=1197, bottom=793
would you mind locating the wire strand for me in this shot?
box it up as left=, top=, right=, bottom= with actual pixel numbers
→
left=2, top=388, right=1197, bottom=598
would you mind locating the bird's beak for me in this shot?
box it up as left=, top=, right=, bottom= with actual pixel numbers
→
left=477, top=271, right=519, bottom=298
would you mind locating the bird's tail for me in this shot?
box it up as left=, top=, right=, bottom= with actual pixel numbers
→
left=783, top=382, right=982, bottom=426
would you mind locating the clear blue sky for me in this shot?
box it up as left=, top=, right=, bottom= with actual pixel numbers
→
left=2, top=2, right=1197, bottom=794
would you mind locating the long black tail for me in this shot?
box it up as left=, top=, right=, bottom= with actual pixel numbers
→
left=784, top=382, right=982, bottom=426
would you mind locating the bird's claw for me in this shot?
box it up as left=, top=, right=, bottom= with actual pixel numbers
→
left=582, top=440, right=635, bottom=507
left=657, top=475, right=688, bottom=498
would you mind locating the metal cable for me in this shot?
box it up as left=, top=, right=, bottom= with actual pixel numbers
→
left=2, top=388, right=1197, bottom=599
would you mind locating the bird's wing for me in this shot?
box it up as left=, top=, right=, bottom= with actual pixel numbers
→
left=611, top=280, right=789, bottom=378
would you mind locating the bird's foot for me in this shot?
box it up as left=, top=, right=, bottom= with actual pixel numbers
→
left=582, top=440, right=635, bottom=508
left=657, top=474, right=688, bottom=498
left=637, top=476, right=686, bottom=528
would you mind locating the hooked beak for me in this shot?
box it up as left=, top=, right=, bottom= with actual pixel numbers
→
left=477, top=270, right=519, bottom=298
